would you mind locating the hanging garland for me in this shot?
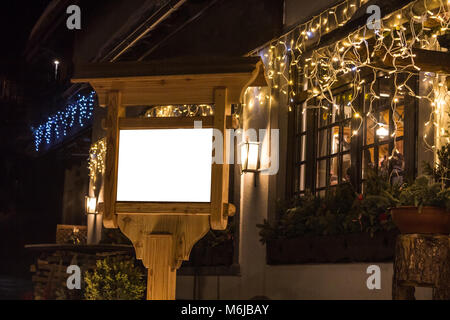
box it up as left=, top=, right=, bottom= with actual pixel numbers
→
left=144, top=104, right=215, bottom=118
left=88, top=138, right=106, bottom=181
left=32, top=91, right=96, bottom=151
left=250, top=0, right=449, bottom=160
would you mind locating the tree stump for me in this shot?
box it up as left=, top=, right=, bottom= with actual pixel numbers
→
left=392, top=234, right=450, bottom=300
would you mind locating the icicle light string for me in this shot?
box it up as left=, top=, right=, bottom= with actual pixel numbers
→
left=252, top=0, right=449, bottom=162
left=32, top=91, right=96, bottom=151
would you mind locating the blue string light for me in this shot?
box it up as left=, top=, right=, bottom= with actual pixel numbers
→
left=32, top=91, right=95, bottom=151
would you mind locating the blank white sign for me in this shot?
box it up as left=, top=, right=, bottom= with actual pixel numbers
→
left=117, top=129, right=213, bottom=202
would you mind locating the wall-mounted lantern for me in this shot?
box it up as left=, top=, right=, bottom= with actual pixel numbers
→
left=240, top=141, right=261, bottom=174
left=85, top=196, right=97, bottom=214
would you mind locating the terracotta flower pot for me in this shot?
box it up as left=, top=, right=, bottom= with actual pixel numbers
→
left=391, top=206, right=450, bottom=234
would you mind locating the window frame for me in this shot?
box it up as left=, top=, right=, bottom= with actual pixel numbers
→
left=288, top=72, right=418, bottom=197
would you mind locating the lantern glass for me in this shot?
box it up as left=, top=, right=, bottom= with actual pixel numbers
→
left=85, top=196, right=97, bottom=214
left=240, top=141, right=260, bottom=172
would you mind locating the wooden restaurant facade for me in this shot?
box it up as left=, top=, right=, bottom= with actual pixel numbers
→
left=28, top=0, right=449, bottom=299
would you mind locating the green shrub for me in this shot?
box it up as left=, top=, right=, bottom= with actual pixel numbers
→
left=257, top=184, right=363, bottom=243
left=423, top=143, right=450, bottom=189
left=397, top=175, right=450, bottom=210
left=84, top=257, right=146, bottom=300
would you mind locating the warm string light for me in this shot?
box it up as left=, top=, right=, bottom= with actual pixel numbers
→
left=32, top=91, right=96, bottom=151
left=143, top=104, right=244, bottom=123
left=251, top=0, right=449, bottom=164
left=88, top=138, right=106, bottom=181
left=252, top=0, right=366, bottom=97
left=144, top=104, right=215, bottom=118
left=423, top=74, right=450, bottom=152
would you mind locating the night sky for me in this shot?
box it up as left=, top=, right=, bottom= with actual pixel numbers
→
left=0, top=1, right=51, bottom=61
left=0, top=1, right=54, bottom=288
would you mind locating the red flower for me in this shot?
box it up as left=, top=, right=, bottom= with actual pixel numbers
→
left=378, top=213, right=388, bottom=222
left=357, top=194, right=363, bottom=201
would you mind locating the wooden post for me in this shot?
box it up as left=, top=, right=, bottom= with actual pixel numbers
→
left=103, top=91, right=124, bottom=228
left=210, top=88, right=230, bottom=230
left=393, top=234, right=450, bottom=300
left=143, top=234, right=177, bottom=300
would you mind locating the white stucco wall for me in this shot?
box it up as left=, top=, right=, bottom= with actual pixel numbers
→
left=175, top=3, right=439, bottom=301
left=176, top=263, right=433, bottom=300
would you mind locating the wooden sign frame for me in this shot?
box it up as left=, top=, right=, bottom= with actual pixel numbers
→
left=72, top=57, right=267, bottom=299
left=115, top=102, right=238, bottom=222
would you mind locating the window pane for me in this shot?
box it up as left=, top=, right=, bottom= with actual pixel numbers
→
left=299, top=134, right=306, bottom=162
left=378, top=109, right=390, bottom=143
left=342, top=121, right=351, bottom=151
left=393, top=105, right=404, bottom=137
left=330, top=102, right=339, bottom=123
left=331, top=126, right=339, bottom=154
left=343, top=101, right=352, bottom=119
left=379, top=76, right=391, bottom=101
left=342, top=153, right=352, bottom=183
left=317, top=159, right=327, bottom=188
left=299, top=164, right=306, bottom=191
left=395, top=139, right=404, bottom=155
left=365, top=115, right=376, bottom=145
left=379, top=144, right=389, bottom=176
left=330, top=156, right=338, bottom=186
left=362, top=147, right=374, bottom=179
left=318, top=129, right=328, bottom=157
left=391, top=140, right=405, bottom=185
left=318, top=108, right=328, bottom=128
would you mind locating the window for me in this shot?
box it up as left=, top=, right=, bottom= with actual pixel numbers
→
left=316, top=89, right=353, bottom=195
left=290, top=73, right=416, bottom=196
left=361, top=76, right=405, bottom=186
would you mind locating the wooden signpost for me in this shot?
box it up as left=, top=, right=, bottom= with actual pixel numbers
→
left=72, top=57, right=267, bottom=300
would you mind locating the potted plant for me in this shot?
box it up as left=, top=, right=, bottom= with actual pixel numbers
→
left=391, top=174, right=450, bottom=234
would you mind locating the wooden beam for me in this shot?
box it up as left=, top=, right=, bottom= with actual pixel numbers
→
left=301, top=0, right=442, bottom=59
left=384, top=48, right=450, bottom=74
left=73, top=57, right=262, bottom=80
left=115, top=202, right=211, bottom=215
left=103, top=91, right=124, bottom=228
left=295, top=48, right=450, bottom=104
left=210, top=88, right=230, bottom=230
left=118, top=115, right=238, bottom=130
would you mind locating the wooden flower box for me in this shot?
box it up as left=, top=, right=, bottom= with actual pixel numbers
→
left=266, top=231, right=398, bottom=265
